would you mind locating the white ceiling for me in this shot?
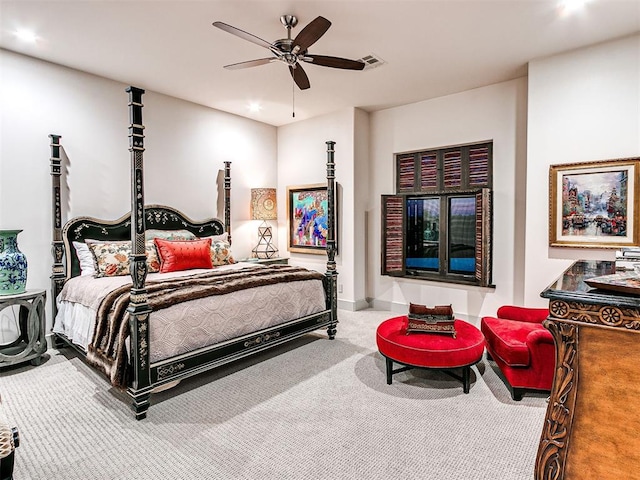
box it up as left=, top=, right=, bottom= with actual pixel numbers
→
left=1, top=1, right=639, bottom=126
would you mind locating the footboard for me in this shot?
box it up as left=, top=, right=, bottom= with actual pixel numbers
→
left=151, top=311, right=332, bottom=387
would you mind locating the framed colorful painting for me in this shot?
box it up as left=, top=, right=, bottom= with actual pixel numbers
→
left=287, top=183, right=332, bottom=254
left=549, top=158, right=640, bottom=248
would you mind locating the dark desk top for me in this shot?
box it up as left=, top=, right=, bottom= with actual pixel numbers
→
left=541, top=260, right=640, bottom=308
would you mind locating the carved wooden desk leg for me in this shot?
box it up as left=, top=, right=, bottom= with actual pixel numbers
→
left=536, top=297, right=640, bottom=480
left=535, top=319, right=578, bottom=480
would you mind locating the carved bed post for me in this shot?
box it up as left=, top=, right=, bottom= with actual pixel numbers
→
left=325, top=141, right=338, bottom=339
left=125, top=86, right=152, bottom=420
left=224, top=161, right=232, bottom=245
left=49, top=134, right=65, bottom=322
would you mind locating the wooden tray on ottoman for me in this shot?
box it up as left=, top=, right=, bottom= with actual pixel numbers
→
left=407, top=303, right=456, bottom=337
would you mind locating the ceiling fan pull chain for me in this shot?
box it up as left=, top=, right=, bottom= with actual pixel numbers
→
left=292, top=74, right=296, bottom=118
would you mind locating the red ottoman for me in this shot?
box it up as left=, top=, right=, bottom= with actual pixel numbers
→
left=376, top=316, right=485, bottom=393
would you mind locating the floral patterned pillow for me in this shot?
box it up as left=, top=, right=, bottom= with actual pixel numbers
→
left=145, top=241, right=161, bottom=273
left=87, top=241, right=131, bottom=277
left=210, top=241, right=235, bottom=266
left=87, top=240, right=161, bottom=277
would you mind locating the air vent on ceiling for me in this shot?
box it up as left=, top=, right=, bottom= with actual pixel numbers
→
left=358, top=53, right=386, bottom=70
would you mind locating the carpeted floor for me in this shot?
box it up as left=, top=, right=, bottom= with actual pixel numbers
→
left=0, top=309, right=547, bottom=479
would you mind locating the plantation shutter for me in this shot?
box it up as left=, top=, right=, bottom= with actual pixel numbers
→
left=381, top=195, right=405, bottom=276
left=475, top=188, right=493, bottom=287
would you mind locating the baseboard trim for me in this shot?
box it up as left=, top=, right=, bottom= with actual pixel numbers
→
left=370, top=299, right=407, bottom=313
left=337, top=298, right=371, bottom=311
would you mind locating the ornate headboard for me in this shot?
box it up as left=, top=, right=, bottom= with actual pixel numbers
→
left=50, top=131, right=232, bottom=307
left=62, top=205, right=226, bottom=279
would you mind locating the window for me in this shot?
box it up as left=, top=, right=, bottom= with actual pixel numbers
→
left=381, top=142, right=493, bottom=287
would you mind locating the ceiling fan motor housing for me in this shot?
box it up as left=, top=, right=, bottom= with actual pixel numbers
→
left=273, top=38, right=294, bottom=53
left=280, top=15, right=298, bottom=29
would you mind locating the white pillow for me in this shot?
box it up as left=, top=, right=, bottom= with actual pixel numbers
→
left=202, top=232, right=229, bottom=243
left=72, top=241, right=96, bottom=276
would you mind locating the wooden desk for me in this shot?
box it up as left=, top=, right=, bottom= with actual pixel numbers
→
left=536, top=260, right=640, bottom=480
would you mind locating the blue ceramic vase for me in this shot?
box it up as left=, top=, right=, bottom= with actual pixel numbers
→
left=0, top=230, right=27, bottom=295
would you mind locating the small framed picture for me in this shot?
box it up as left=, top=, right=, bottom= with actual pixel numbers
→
left=287, top=183, right=332, bottom=254
left=549, top=158, right=640, bottom=248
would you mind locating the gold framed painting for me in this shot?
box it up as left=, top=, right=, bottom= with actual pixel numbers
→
left=287, top=183, right=330, bottom=255
left=549, top=158, right=640, bottom=248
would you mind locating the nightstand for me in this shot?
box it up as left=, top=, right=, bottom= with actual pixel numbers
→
left=0, top=289, right=47, bottom=368
left=241, top=257, right=289, bottom=266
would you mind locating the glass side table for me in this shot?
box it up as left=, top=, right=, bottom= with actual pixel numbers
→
left=0, top=289, right=47, bottom=368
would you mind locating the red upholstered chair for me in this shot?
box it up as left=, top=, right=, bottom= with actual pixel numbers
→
left=480, top=305, right=554, bottom=400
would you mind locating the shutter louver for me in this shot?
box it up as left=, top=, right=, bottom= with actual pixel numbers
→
left=420, top=152, right=438, bottom=191
left=397, top=155, right=416, bottom=193
left=443, top=150, right=462, bottom=189
left=469, top=146, right=490, bottom=187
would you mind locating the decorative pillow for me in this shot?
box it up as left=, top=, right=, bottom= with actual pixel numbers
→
left=86, top=240, right=160, bottom=276
left=72, top=241, right=96, bottom=276
left=154, top=238, right=213, bottom=273
left=145, top=229, right=197, bottom=242
left=201, top=232, right=229, bottom=244
left=145, top=240, right=161, bottom=273
left=210, top=240, right=235, bottom=266
left=87, top=241, right=132, bottom=277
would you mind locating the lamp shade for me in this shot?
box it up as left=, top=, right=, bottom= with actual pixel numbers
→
left=250, top=188, right=277, bottom=221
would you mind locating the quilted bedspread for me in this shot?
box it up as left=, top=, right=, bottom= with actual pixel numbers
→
left=62, top=265, right=326, bottom=388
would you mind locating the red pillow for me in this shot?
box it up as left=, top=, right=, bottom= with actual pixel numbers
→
left=154, top=238, right=213, bottom=273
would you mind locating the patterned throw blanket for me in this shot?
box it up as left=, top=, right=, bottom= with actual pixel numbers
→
left=86, top=265, right=325, bottom=388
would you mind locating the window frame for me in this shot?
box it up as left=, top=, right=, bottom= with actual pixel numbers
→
left=382, top=141, right=494, bottom=287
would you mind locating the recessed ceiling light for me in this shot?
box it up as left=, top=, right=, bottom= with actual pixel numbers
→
left=559, top=0, right=589, bottom=15
left=14, top=28, right=38, bottom=43
left=248, top=102, right=262, bottom=113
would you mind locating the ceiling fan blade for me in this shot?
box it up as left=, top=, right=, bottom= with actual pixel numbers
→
left=212, top=21, right=273, bottom=50
left=292, top=16, right=331, bottom=53
left=303, top=55, right=365, bottom=70
left=289, top=65, right=310, bottom=90
left=223, top=58, right=275, bottom=70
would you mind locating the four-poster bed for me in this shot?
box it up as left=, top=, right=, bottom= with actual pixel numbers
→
left=49, top=86, right=338, bottom=420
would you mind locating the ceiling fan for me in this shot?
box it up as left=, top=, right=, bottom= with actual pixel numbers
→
left=212, top=15, right=365, bottom=90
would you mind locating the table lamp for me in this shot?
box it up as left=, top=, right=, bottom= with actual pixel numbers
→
left=250, top=188, right=278, bottom=259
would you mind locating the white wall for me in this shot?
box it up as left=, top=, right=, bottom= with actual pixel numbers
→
left=368, top=78, right=529, bottom=320
left=353, top=108, right=370, bottom=308
left=0, top=49, right=277, bottom=329
left=277, top=108, right=366, bottom=310
left=525, top=34, right=640, bottom=306
left=4, top=33, right=638, bottom=330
